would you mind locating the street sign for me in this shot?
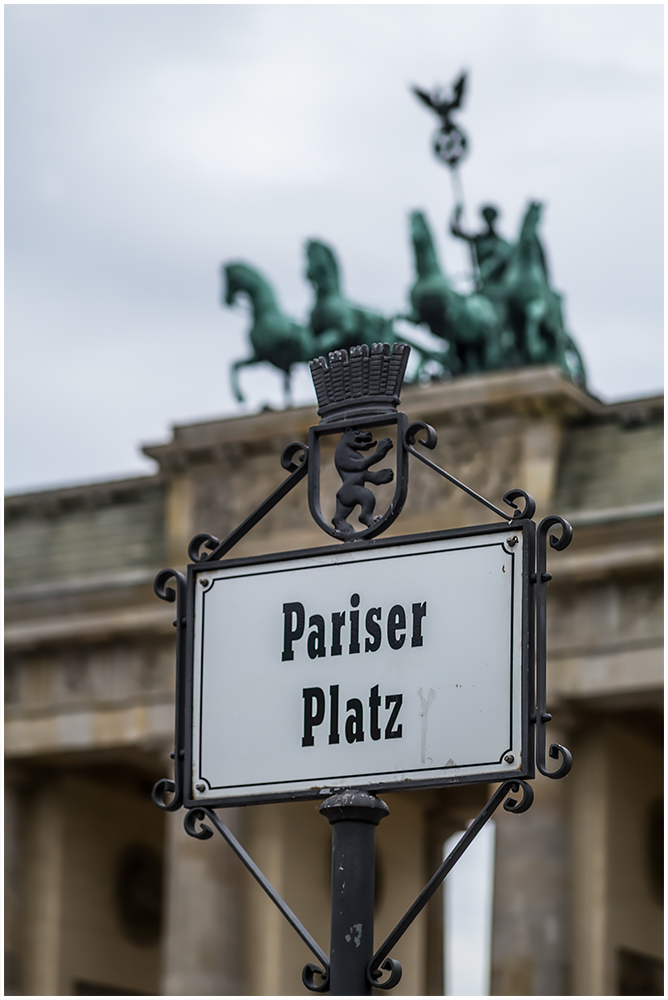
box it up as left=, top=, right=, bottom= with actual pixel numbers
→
left=187, top=522, right=531, bottom=806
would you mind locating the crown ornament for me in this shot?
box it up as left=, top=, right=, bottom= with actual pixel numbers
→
left=309, top=343, right=410, bottom=424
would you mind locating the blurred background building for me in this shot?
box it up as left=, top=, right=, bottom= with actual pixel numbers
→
left=5, top=365, right=663, bottom=995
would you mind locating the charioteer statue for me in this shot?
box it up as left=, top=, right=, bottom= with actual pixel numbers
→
left=450, top=203, right=513, bottom=297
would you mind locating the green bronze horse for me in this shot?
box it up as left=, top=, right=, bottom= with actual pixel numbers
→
left=403, top=210, right=502, bottom=376
left=503, top=202, right=586, bottom=384
left=306, top=240, right=396, bottom=350
left=224, top=262, right=338, bottom=406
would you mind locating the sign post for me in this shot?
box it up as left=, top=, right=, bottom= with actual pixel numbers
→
left=320, top=791, right=389, bottom=995
left=153, top=343, right=572, bottom=995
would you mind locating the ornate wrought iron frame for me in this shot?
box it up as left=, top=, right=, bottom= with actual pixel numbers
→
left=153, top=372, right=573, bottom=994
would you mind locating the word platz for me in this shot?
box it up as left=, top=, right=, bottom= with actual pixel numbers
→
left=302, top=683, right=403, bottom=747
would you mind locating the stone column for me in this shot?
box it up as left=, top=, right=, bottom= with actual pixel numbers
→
left=570, top=719, right=663, bottom=996
left=490, top=748, right=571, bottom=996
left=4, top=767, right=26, bottom=996
left=569, top=723, right=608, bottom=996
left=160, top=807, right=246, bottom=996
left=22, top=776, right=67, bottom=996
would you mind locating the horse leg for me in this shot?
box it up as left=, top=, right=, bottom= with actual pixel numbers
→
left=451, top=341, right=467, bottom=375
left=464, top=346, right=482, bottom=373
left=283, top=368, right=292, bottom=409
left=483, top=325, right=503, bottom=371
left=411, top=351, right=429, bottom=381
left=559, top=333, right=587, bottom=385
left=231, top=357, right=258, bottom=403
left=525, top=300, right=548, bottom=362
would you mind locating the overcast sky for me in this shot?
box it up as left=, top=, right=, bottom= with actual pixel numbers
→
left=5, top=4, right=663, bottom=494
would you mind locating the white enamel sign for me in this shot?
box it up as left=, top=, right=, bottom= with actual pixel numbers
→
left=189, top=528, right=527, bottom=804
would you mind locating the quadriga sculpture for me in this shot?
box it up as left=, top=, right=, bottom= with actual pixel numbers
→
left=224, top=262, right=339, bottom=405
left=403, top=205, right=586, bottom=385
left=222, top=204, right=586, bottom=404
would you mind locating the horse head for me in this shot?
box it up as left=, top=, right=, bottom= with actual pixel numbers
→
left=409, top=210, right=442, bottom=280
left=519, top=201, right=543, bottom=242
left=409, top=210, right=432, bottom=247
left=223, top=262, right=264, bottom=307
left=305, top=239, right=340, bottom=293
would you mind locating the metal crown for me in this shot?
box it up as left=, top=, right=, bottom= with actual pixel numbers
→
left=309, top=343, right=410, bottom=424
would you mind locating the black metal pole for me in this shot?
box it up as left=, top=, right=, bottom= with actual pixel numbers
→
left=320, top=790, right=389, bottom=996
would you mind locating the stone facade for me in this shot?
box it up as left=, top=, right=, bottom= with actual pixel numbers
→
left=5, top=367, right=663, bottom=995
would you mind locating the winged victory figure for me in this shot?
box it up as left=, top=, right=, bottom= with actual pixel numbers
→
left=411, top=72, right=468, bottom=167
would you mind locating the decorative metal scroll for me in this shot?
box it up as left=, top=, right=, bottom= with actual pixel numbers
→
left=152, top=342, right=573, bottom=993
left=534, top=515, right=573, bottom=778
left=152, top=568, right=187, bottom=811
